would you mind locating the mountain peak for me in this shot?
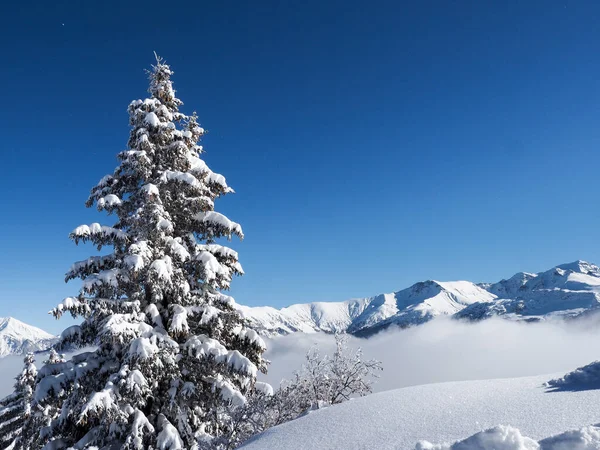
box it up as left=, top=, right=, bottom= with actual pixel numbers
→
left=0, top=317, right=55, bottom=340
left=555, top=260, right=600, bottom=276
left=0, top=317, right=56, bottom=358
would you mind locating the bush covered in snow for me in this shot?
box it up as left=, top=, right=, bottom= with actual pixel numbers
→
left=546, top=360, right=600, bottom=391
left=215, top=334, right=382, bottom=449
left=273, top=334, right=383, bottom=415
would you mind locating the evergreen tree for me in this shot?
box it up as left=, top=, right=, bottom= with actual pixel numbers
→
left=22, top=56, right=267, bottom=449
left=0, top=353, right=37, bottom=449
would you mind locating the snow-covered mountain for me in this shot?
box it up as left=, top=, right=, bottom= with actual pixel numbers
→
left=0, top=317, right=57, bottom=357
left=239, top=260, right=600, bottom=337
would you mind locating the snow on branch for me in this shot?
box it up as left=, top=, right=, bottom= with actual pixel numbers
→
left=184, top=335, right=258, bottom=377
left=78, top=384, right=119, bottom=425
left=51, top=297, right=91, bottom=319
left=194, top=211, right=243, bottom=240
left=96, top=194, right=122, bottom=211
left=210, top=376, right=246, bottom=408
left=188, top=155, right=233, bottom=193
left=160, top=170, right=202, bottom=190
left=70, top=223, right=128, bottom=246
left=156, top=414, right=184, bottom=450
left=232, top=325, right=267, bottom=351
left=65, top=254, right=117, bottom=282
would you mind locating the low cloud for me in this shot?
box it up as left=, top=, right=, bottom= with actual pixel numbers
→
left=1, top=319, right=599, bottom=399
left=260, top=317, right=600, bottom=393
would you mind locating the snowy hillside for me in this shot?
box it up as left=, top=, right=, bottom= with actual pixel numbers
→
left=240, top=261, right=600, bottom=336
left=0, top=317, right=56, bottom=357
left=241, top=373, right=600, bottom=450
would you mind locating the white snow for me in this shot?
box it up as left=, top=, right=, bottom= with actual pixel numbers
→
left=254, top=381, right=274, bottom=396
left=237, top=280, right=495, bottom=338
left=124, top=254, right=145, bottom=272
left=156, top=415, right=184, bottom=449
left=241, top=374, right=600, bottom=450
left=97, top=194, right=122, bottom=209
left=150, top=257, right=174, bottom=281
left=160, top=170, right=201, bottom=190
left=141, top=183, right=160, bottom=198
left=211, top=377, right=246, bottom=407
left=194, top=251, right=227, bottom=281
left=128, top=337, right=159, bottom=359
left=144, top=112, right=161, bottom=128
left=185, top=335, right=257, bottom=377
left=194, top=211, right=243, bottom=238
left=417, top=425, right=539, bottom=450
left=418, top=423, right=600, bottom=449
left=71, top=223, right=127, bottom=243
left=157, top=218, right=174, bottom=233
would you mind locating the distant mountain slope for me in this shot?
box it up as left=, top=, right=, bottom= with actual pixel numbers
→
left=0, top=317, right=57, bottom=357
left=239, top=261, right=600, bottom=337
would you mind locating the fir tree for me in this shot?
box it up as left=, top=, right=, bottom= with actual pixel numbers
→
left=0, top=353, right=37, bottom=449
left=22, top=56, right=267, bottom=449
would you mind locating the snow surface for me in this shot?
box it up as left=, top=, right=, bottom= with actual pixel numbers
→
left=241, top=374, right=600, bottom=450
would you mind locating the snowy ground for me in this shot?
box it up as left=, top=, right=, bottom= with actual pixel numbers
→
left=241, top=373, right=600, bottom=450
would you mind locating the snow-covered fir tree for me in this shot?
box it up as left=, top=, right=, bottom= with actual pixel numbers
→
left=21, top=56, right=267, bottom=449
left=0, top=353, right=37, bottom=449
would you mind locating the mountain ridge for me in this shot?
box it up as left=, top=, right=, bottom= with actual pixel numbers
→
left=2, top=260, right=599, bottom=352
left=239, top=260, right=600, bottom=337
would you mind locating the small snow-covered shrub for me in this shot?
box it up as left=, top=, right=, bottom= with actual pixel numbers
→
left=215, top=334, right=382, bottom=449
left=547, top=361, right=600, bottom=391
left=273, top=334, right=382, bottom=419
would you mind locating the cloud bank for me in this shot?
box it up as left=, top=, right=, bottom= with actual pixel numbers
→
left=260, top=317, right=600, bottom=392
left=1, top=318, right=599, bottom=398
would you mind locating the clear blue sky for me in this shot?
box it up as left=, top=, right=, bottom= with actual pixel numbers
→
left=1, top=1, right=600, bottom=334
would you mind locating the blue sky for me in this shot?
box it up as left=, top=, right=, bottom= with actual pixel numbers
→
left=1, top=1, right=600, bottom=334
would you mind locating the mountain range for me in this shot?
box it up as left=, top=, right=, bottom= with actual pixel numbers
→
left=2, top=260, right=600, bottom=357
left=238, top=260, right=600, bottom=337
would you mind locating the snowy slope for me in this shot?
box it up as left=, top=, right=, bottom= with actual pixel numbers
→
left=240, top=373, right=600, bottom=450
left=0, top=317, right=57, bottom=357
left=240, top=261, right=600, bottom=337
